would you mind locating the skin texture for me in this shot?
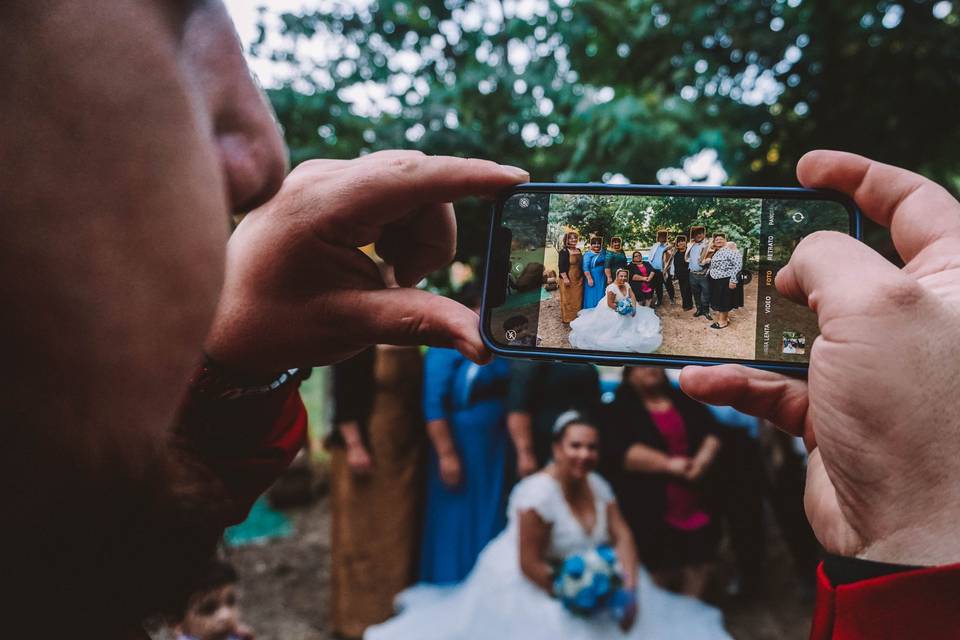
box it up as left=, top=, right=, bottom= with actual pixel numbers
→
left=1, top=0, right=527, bottom=632
left=682, top=150, right=960, bottom=566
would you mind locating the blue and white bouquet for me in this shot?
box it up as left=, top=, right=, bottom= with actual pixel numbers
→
left=615, top=298, right=635, bottom=316
left=553, top=545, right=624, bottom=617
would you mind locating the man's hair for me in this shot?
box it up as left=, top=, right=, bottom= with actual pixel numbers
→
left=503, top=315, right=528, bottom=331
left=675, top=235, right=687, bottom=243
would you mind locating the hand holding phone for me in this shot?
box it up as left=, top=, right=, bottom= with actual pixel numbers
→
left=680, top=150, right=960, bottom=566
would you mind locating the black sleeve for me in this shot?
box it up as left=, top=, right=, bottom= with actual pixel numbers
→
left=823, top=554, right=921, bottom=585
left=506, top=360, right=539, bottom=413
left=331, top=347, right=375, bottom=438
left=598, top=398, right=631, bottom=478
left=558, top=249, right=570, bottom=275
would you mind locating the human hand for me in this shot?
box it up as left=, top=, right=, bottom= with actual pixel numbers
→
left=204, top=151, right=528, bottom=372
left=346, top=442, right=373, bottom=477
left=684, top=458, right=709, bottom=483
left=517, top=450, right=539, bottom=478
left=665, top=456, right=692, bottom=477
left=586, top=275, right=595, bottom=287
left=728, top=281, right=737, bottom=290
left=439, top=451, right=463, bottom=488
left=681, top=150, right=960, bottom=565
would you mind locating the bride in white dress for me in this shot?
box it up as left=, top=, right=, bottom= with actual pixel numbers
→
left=366, top=413, right=731, bottom=640
left=568, top=268, right=662, bottom=353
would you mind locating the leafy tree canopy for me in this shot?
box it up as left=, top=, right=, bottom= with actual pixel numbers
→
left=249, top=0, right=960, bottom=272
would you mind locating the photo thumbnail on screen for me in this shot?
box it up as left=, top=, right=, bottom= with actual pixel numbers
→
left=489, top=190, right=851, bottom=365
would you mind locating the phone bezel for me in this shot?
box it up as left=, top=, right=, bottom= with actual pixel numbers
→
left=479, top=182, right=862, bottom=373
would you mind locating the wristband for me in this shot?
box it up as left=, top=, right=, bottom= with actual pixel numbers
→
left=192, top=354, right=300, bottom=401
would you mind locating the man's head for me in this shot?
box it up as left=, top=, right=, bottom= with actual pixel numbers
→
left=2, top=0, right=287, bottom=630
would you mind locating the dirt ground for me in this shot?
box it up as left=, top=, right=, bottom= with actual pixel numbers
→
left=539, top=277, right=759, bottom=360
left=149, top=488, right=813, bottom=640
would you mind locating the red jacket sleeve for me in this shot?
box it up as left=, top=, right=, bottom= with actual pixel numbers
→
left=176, top=375, right=308, bottom=525
left=810, top=560, right=960, bottom=639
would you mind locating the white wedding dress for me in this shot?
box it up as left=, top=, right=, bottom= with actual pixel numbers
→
left=568, top=284, right=662, bottom=353
left=365, top=472, right=732, bottom=640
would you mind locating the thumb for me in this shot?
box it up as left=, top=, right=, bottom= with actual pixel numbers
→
left=680, top=364, right=813, bottom=448
left=347, top=287, right=490, bottom=364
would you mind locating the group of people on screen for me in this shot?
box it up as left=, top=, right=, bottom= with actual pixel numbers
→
left=557, top=228, right=746, bottom=351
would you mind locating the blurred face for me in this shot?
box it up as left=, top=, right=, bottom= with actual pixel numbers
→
left=616, top=270, right=628, bottom=285
left=177, top=584, right=242, bottom=640
left=553, top=424, right=599, bottom=481
left=178, top=2, right=289, bottom=212
left=694, top=232, right=705, bottom=242
left=566, top=233, right=579, bottom=248
left=612, top=239, right=622, bottom=251
left=590, top=240, right=601, bottom=252
left=632, top=251, right=642, bottom=264
left=7, top=0, right=290, bottom=325
left=627, top=367, right=667, bottom=394
left=713, top=235, right=727, bottom=249
left=677, top=239, right=687, bottom=250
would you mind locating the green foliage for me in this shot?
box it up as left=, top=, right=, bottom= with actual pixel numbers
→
left=250, top=0, right=960, bottom=272
left=548, top=193, right=761, bottom=260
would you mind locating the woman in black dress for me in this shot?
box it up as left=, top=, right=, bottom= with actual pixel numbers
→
left=600, top=367, right=722, bottom=598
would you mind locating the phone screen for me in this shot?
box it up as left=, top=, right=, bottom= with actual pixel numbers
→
left=484, top=187, right=857, bottom=368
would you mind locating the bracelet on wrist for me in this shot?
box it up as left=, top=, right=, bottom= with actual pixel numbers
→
left=192, top=354, right=300, bottom=401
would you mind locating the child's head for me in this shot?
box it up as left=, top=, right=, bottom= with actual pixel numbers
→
left=172, top=560, right=246, bottom=640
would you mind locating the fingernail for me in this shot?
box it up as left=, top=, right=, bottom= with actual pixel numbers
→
left=501, top=165, right=530, bottom=179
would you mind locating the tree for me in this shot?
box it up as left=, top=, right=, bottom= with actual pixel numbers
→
left=250, top=0, right=960, bottom=271
left=548, top=193, right=761, bottom=261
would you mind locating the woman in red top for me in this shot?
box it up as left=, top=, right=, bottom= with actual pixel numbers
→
left=602, top=367, right=722, bottom=598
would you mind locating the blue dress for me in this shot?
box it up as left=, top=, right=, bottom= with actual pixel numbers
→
left=582, top=249, right=608, bottom=309
left=419, top=348, right=513, bottom=584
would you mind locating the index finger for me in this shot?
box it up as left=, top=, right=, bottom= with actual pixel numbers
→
left=310, top=151, right=529, bottom=251
left=797, top=150, right=960, bottom=263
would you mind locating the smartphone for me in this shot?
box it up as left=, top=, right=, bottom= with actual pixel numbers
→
left=480, top=184, right=861, bottom=372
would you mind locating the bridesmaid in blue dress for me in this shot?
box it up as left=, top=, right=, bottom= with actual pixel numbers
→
left=582, top=236, right=609, bottom=309
left=419, top=346, right=513, bottom=584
